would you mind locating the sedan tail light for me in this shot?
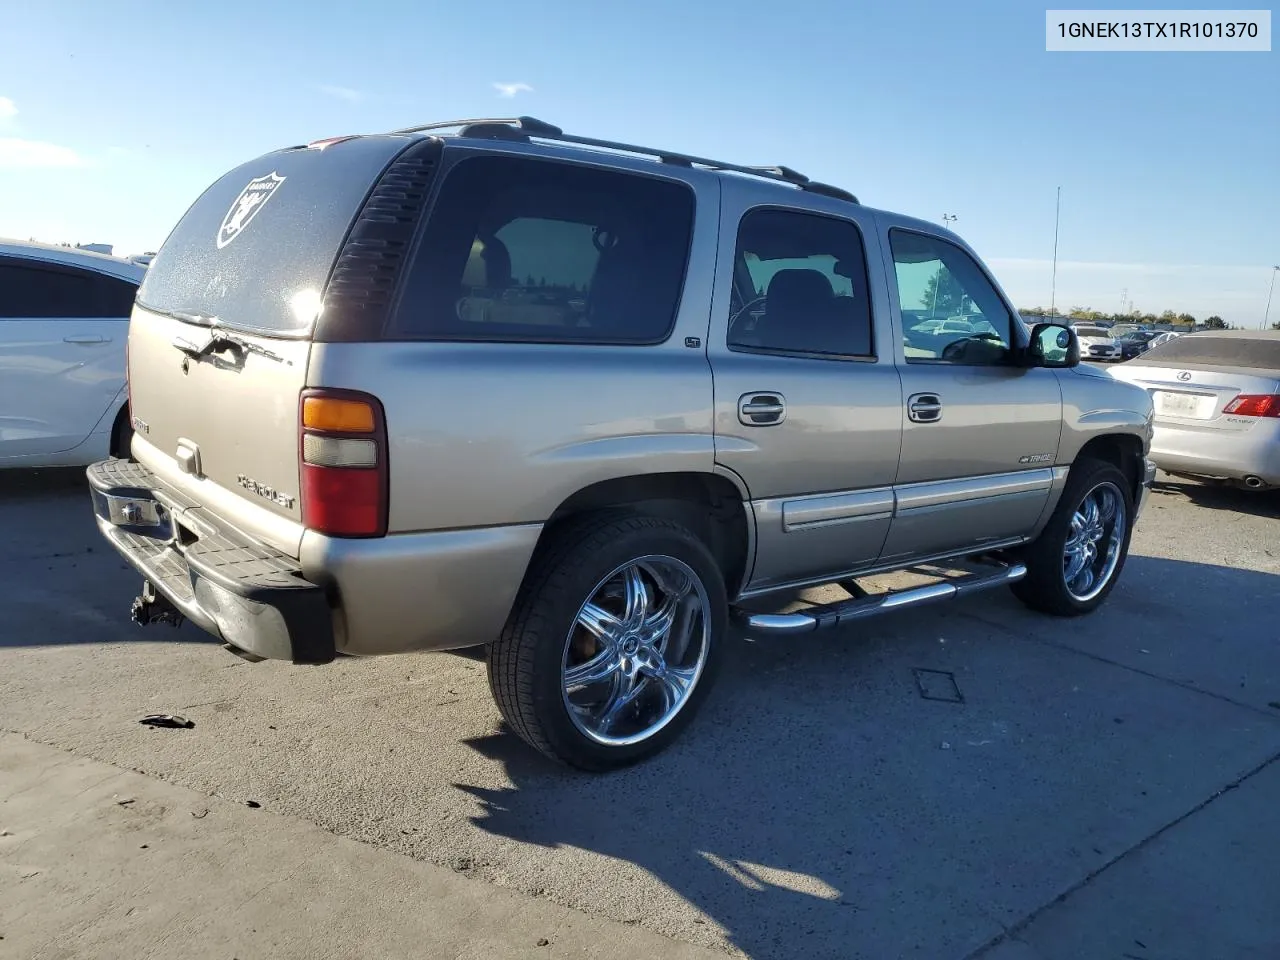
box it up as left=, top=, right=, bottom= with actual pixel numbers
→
left=1223, top=394, right=1280, bottom=418
left=298, top=389, right=389, bottom=537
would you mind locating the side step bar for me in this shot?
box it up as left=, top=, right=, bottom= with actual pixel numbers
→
left=733, top=563, right=1027, bottom=636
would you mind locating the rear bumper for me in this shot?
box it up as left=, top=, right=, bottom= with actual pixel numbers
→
left=1149, top=422, right=1280, bottom=486
left=87, top=458, right=336, bottom=664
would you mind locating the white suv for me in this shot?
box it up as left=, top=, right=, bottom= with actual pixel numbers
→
left=0, top=240, right=145, bottom=468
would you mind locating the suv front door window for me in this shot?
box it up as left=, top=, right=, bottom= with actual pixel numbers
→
left=891, top=231, right=1015, bottom=365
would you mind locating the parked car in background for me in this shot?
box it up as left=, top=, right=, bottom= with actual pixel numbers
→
left=1109, top=330, right=1280, bottom=491
left=1116, top=329, right=1164, bottom=361
left=0, top=240, right=144, bottom=468
left=1072, top=324, right=1122, bottom=362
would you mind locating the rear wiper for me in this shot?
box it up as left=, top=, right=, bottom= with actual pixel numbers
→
left=143, top=303, right=220, bottom=327
left=172, top=329, right=286, bottom=365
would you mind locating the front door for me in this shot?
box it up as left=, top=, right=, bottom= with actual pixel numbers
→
left=708, top=192, right=903, bottom=593
left=878, top=225, right=1064, bottom=563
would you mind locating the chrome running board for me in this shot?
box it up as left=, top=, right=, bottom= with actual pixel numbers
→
left=733, top=562, right=1027, bottom=636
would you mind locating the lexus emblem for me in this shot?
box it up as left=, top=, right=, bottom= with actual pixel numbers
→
left=1177, top=371, right=1192, bottom=381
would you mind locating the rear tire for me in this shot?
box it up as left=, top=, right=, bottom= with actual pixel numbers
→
left=487, top=513, right=727, bottom=771
left=110, top=406, right=134, bottom=460
left=1012, top=458, right=1134, bottom=617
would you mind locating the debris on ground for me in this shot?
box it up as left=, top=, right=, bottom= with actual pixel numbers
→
left=139, top=714, right=194, bottom=729
left=114, top=795, right=136, bottom=806
left=245, top=800, right=261, bottom=809
left=191, top=809, right=209, bottom=819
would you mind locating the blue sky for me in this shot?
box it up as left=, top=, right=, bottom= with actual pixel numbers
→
left=1, top=1, right=1276, bottom=324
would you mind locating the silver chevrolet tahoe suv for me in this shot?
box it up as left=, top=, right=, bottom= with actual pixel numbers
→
left=88, top=117, right=1157, bottom=770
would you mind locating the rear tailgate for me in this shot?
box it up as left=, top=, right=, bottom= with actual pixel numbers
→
left=128, top=135, right=413, bottom=556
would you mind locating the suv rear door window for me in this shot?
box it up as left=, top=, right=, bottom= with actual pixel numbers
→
left=726, top=208, right=874, bottom=358
left=390, top=155, right=694, bottom=343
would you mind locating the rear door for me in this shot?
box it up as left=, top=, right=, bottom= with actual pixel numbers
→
left=0, top=257, right=134, bottom=459
left=126, top=135, right=418, bottom=555
left=707, top=185, right=903, bottom=593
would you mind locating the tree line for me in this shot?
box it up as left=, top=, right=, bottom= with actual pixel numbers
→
left=1016, top=306, right=1236, bottom=330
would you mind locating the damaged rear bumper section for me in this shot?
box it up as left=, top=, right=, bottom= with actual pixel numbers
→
left=86, top=458, right=335, bottom=664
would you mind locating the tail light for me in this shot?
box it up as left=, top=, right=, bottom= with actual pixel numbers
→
left=1223, top=394, right=1280, bottom=418
left=299, top=388, right=388, bottom=537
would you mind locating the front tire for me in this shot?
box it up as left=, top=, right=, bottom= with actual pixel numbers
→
left=1012, top=458, right=1134, bottom=616
left=487, top=513, right=727, bottom=771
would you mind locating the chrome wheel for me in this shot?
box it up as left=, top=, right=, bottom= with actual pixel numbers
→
left=1062, top=481, right=1127, bottom=602
left=562, top=555, right=710, bottom=747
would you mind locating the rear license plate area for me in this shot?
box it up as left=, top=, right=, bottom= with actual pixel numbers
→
left=1154, top=390, right=1213, bottom=420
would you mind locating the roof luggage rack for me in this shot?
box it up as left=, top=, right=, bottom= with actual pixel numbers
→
left=388, top=116, right=859, bottom=204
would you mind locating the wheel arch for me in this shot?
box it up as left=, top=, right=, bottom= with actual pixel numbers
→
left=537, top=471, right=753, bottom=598
left=1074, top=433, right=1145, bottom=504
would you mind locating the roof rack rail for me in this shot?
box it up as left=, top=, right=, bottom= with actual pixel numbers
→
left=389, top=116, right=565, bottom=137
left=389, top=116, right=859, bottom=204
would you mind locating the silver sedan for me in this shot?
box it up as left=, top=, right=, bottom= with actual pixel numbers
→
left=1108, top=330, right=1280, bottom=491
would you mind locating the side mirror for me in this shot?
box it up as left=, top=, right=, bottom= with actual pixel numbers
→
left=1026, top=322, right=1080, bottom=368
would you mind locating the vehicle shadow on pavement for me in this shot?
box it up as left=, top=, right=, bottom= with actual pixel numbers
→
left=0, top=465, right=89, bottom=496
left=1151, top=477, right=1280, bottom=519
left=452, top=555, right=1280, bottom=960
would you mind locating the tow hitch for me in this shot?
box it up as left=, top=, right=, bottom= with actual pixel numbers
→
left=130, top=581, right=185, bottom=628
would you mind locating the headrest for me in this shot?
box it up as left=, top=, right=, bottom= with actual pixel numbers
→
left=767, top=269, right=834, bottom=307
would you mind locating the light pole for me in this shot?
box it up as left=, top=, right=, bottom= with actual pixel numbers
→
left=1050, top=186, right=1061, bottom=316
left=1264, top=265, right=1279, bottom=330
left=942, top=213, right=958, bottom=229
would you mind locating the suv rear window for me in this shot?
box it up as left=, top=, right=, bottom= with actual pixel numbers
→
left=390, top=155, right=694, bottom=343
left=1133, top=334, right=1280, bottom=368
left=135, top=137, right=409, bottom=337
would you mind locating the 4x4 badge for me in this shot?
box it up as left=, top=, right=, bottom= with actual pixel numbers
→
left=217, top=172, right=285, bottom=249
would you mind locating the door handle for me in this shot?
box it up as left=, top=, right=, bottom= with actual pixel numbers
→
left=63, top=335, right=108, bottom=345
left=907, top=393, right=943, bottom=423
left=738, top=392, right=787, bottom=426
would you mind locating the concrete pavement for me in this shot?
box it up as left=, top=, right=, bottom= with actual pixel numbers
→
left=0, top=733, right=721, bottom=960
left=2, top=467, right=1279, bottom=958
